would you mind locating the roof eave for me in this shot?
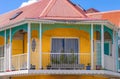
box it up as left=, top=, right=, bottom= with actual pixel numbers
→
left=0, top=18, right=118, bottom=32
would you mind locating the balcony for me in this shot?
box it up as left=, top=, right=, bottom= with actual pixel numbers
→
left=0, top=53, right=97, bottom=72
left=0, top=53, right=119, bottom=77
left=0, top=52, right=113, bottom=72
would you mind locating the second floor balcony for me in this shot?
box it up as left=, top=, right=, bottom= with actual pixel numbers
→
left=0, top=21, right=119, bottom=77
left=0, top=52, right=116, bottom=71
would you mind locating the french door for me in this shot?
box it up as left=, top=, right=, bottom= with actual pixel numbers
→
left=51, top=38, right=79, bottom=64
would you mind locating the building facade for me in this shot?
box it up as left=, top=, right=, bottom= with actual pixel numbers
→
left=0, top=0, right=120, bottom=79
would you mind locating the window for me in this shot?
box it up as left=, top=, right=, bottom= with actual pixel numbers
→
left=51, top=38, right=79, bottom=64
left=104, top=41, right=112, bottom=56
left=0, top=46, right=4, bottom=57
left=9, top=11, right=23, bottom=20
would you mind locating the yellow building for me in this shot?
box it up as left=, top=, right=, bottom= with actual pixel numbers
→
left=0, top=0, right=120, bottom=79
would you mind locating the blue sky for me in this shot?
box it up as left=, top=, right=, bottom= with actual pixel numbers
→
left=0, top=0, right=120, bottom=15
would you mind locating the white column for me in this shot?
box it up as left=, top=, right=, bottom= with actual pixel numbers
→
left=39, top=23, right=42, bottom=69
left=4, top=30, right=6, bottom=71
left=101, top=24, right=104, bottom=68
left=112, top=31, right=116, bottom=71
left=9, top=28, right=12, bottom=71
left=27, top=23, right=31, bottom=70
left=91, top=24, right=94, bottom=70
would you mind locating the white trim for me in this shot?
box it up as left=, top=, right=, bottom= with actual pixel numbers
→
left=91, top=24, right=94, bottom=70
left=101, top=24, right=104, bottom=68
left=0, top=19, right=117, bottom=32
left=50, top=37, right=80, bottom=64
left=51, top=37, right=80, bottom=39
left=39, top=23, right=42, bottom=69
left=4, top=30, right=6, bottom=72
left=27, top=23, right=31, bottom=70
left=0, top=70, right=120, bottom=77
left=9, top=28, right=12, bottom=71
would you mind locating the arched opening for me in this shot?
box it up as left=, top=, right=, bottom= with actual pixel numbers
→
left=12, top=29, right=27, bottom=70
left=42, top=28, right=91, bottom=69
left=93, top=31, right=101, bottom=69
left=12, top=29, right=27, bottom=55
left=104, top=31, right=114, bottom=71
left=104, top=31, right=112, bottom=56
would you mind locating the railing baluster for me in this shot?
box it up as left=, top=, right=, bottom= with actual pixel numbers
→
left=42, top=52, right=91, bottom=70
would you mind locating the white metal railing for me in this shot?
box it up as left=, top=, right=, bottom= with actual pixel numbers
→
left=0, top=57, right=4, bottom=72
left=42, top=53, right=91, bottom=70
left=12, top=53, right=27, bottom=71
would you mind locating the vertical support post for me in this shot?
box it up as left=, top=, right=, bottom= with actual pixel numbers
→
left=101, top=24, right=104, bottom=68
left=27, top=23, right=31, bottom=70
left=113, top=30, right=118, bottom=71
left=112, top=30, right=115, bottom=71
left=91, top=24, right=94, bottom=70
left=39, top=23, right=42, bottom=69
left=9, top=28, right=12, bottom=71
left=116, top=32, right=119, bottom=72
left=4, top=30, right=6, bottom=71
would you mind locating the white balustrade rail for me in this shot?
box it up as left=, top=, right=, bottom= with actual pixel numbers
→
left=12, top=53, right=27, bottom=71
left=42, top=53, right=91, bottom=70
left=0, top=57, right=4, bottom=72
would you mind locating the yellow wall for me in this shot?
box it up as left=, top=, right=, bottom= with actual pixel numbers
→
left=31, top=30, right=39, bottom=69
left=12, top=40, right=23, bottom=55
left=11, top=28, right=93, bottom=70
left=12, top=33, right=27, bottom=55
left=12, top=75, right=109, bottom=79
left=0, top=36, right=4, bottom=45
left=42, top=28, right=91, bottom=69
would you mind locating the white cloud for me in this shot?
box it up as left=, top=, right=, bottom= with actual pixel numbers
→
left=20, top=0, right=38, bottom=7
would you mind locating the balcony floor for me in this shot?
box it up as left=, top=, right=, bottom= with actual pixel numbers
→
left=0, top=70, right=120, bottom=78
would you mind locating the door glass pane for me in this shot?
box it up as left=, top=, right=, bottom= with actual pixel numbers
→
left=52, top=38, right=63, bottom=53
left=51, top=38, right=63, bottom=64
left=65, top=39, right=78, bottom=64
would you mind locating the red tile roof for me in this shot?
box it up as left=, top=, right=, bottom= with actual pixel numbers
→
left=86, top=8, right=99, bottom=13
left=87, top=10, right=120, bottom=27
left=0, top=0, right=91, bottom=28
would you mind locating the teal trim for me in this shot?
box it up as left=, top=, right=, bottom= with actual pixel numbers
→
left=31, top=23, right=40, bottom=38
left=0, top=31, right=4, bottom=37
left=93, top=24, right=101, bottom=32
left=31, top=23, right=39, bottom=31
left=6, top=29, right=10, bottom=43
left=42, top=24, right=91, bottom=34
left=104, top=42, right=110, bottom=55
left=11, top=23, right=28, bottom=40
